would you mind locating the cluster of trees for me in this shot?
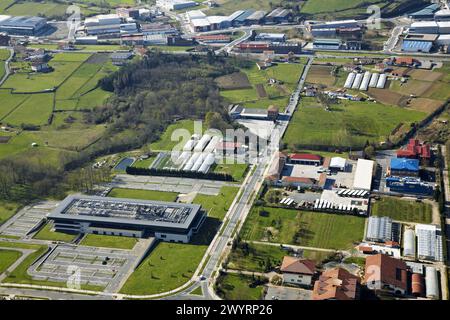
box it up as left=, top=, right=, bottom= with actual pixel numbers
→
left=126, top=166, right=234, bottom=182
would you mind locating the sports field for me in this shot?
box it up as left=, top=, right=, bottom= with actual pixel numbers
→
left=371, top=196, right=433, bottom=224
left=241, top=206, right=365, bottom=250
left=283, top=97, right=427, bottom=149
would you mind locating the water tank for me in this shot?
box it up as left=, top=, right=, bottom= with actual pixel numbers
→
left=403, top=229, right=416, bottom=257
left=425, top=266, right=439, bottom=299
left=411, top=273, right=424, bottom=297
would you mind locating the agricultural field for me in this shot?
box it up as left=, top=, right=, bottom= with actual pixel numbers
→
left=206, top=0, right=282, bottom=15
left=228, top=242, right=332, bottom=273
left=80, top=234, right=138, bottom=250
left=283, top=97, right=427, bottom=150
left=302, top=0, right=382, bottom=15
left=0, top=49, right=9, bottom=80
left=0, top=52, right=117, bottom=165
left=241, top=206, right=365, bottom=250
left=220, top=62, right=304, bottom=111
left=371, top=196, right=433, bottom=224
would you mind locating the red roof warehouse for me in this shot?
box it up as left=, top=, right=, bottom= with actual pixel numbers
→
left=396, top=139, right=431, bottom=164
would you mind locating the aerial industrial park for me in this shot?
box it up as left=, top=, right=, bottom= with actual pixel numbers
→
left=0, top=0, right=450, bottom=307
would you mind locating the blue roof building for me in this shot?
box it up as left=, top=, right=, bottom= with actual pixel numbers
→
left=402, top=40, right=433, bottom=53
left=390, top=157, right=419, bottom=177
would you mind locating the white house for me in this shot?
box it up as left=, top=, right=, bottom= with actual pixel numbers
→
left=280, top=256, right=316, bottom=286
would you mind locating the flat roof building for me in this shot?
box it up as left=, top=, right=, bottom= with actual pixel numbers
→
left=353, top=159, right=374, bottom=191
left=48, top=195, right=206, bottom=243
left=415, top=224, right=443, bottom=262
left=0, top=15, right=47, bottom=36
left=389, top=157, right=420, bottom=177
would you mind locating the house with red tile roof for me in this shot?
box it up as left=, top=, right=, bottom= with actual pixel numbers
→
left=312, top=268, right=360, bottom=300
left=364, top=254, right=408, bottom=295
left=397, top=139, right=431, bottom=165
left=280, top=256, right=316, bottom=286
left=289, top=153, right=323, bottom=166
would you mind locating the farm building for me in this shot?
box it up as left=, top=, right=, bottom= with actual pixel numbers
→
left=396, top=139, right=431, bottom=165
left=409, top=21, right=439, bottom=34
left=365, top=216, right=393, bottom=243
left=265, top=152, right=287, bottom=183
left=255, top=33, right=286, bottom=42
left=289, top=153, right=323, bottom=166
left=415, top=224, right=443, bottom=262
left=353, top=159, right=374, bottom=191
left=48, top=195, right=207, bottom=243
left=364, top=254, right=408, bottom=295
left=408, top=3, right=440, bottom=20
left=280, top=256, right=316, bottom=286
left=388, top=158, right=419, bottom=177
left=0, top=15, right=48, bottom=36
left=245, top=11, right=267, bottom=25
left=265, top=8, right=292, bottom=24
left=312, top=268, right=360, bottom=300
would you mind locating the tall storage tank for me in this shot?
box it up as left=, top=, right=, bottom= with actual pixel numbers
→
left=352, top=73, right=363, bottom=89
left=411, top=273, right=424, bottom=297
left=376, top=73, right=387, bottom=89
left=344, top=72, right=356, bottom=89
left=425, top=267, right=439, bottom=299
left=359, top=71, right=371, bottom=91
left=369, top=73, right=379, bottom=88
left=403, top=228, right=416, bottom=258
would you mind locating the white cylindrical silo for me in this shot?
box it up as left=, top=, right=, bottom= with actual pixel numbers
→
left=403, top=229, right=415, bottom=258
left=425, top=266, right=439, bottom=300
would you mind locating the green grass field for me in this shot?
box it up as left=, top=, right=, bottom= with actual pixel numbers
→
left=80, top=234, right=138, bottom=250
left=1, top=1, right=107, bottom=17
left=0, top=48, right=9, bottom=80
left=3, top=93, right=54, bottom=126
left=228, top=243, right=331, bottom=273
left=193, top=186, right=239, bottom=220
left=207, top=0, right=281, bottom=15
left=212, top=163, right=248, bottom=181
left=108, top=188, right=179, bottom=202
left=371, top=197, right=433, bottom=223
left=149, top=120, right=196, bottom=151
left=302, top=0, right=381, bottom=14
left=33, top=222, right=77, bottom=242
left=0, top=202, right=19, bottom=226
left=0, top=249, right=23, bottom=274
left=221, top=63, right=304, bottom=111
left=283, top=97, right=427, bottom=149
left=120, top=241, right=207, bottom=295
left=215, top=273, right=264, bottom=300
left=241, top=207, right=365, bottom=250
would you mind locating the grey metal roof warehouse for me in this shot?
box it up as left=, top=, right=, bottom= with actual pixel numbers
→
left=49, top=194, right=203, bottom=231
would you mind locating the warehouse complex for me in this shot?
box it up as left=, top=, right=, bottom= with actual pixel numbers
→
left=48, top=195, right=206, bottom=243
left=0, top=15, right=47, bottom=35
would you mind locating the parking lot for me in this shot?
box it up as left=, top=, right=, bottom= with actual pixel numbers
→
left=28, top=244, right=142, bottom=291
left=265, top=285, right=312, bottom=300
left=0, top=201, right=58, bottom=238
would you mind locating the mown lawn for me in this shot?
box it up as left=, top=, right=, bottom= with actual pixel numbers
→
left=33, top=222, right=77, bottom=242
left=284, top=97, right=427, bottom=149
left=241, top=207, right=365, bottom=250
left=149, top=120, right=196, bottom=151
left=212, top=163, right=248, bottom=182
left=80, top=234, right=138, bottom=250
left=120, top=241, right=207, bottom=295
left=0, top=249, right=23, bottom=274
left=215, top=273, right=265, bottom=300
left=193, top=186, right=240, bottom=220
left=371, top=196, right=433, bottom=223
left=108, top=188, right=179, bottom=202
left=302, top=0, right=382, bottom=14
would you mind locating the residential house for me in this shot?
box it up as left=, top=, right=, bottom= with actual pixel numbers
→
left=312, top=268, right=360, bottom=300
left=364, top=254, right=408, bottom=295
left=280, top=256, right=316, bottom=286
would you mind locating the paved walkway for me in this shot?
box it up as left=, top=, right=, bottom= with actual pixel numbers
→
left=0, top=247, right=34, bottom=282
